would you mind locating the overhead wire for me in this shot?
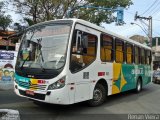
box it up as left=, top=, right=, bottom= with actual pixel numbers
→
left=141, top=0, right=158, bottom=15
left=152, top=9, right=160, bottom=17
left=153, top=19, right=160, bottom=21
left=140, top=19, right=160, bottom=36
left=109, top=10, right=160, bottom=37
left=152, top=7, right=160, bottom=16
left=153, top=31, right=160, bottom=36
left=126, top=0, right=160, bottom=37
left=139, top=20, right=148, bottom=33
left=148, top=1, right=160, bottom=16
left=3, top=0, right=160, bottom=37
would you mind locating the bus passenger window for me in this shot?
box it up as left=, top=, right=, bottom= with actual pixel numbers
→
left=126, top=43, right=133, bottom=64
left=115, top=39, right=124, bottom=63
left=141, top=48, right=145, bottom=64
left=149, top=51, right=152, bottom=65
left=135, top=46, right=140, bottom=64
left=146, top=50, right=151, bottom=65
left=100, top=34, right=113, bottom=62
left=70, top=30, right=97, bottom=72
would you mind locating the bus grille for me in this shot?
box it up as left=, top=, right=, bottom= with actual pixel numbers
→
left=18, top=81, right=47, bottom=91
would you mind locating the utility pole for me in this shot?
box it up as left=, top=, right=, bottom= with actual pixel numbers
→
left=148, top=16, right=152, bottom=47
left=134, top=12, right=152, bottom=46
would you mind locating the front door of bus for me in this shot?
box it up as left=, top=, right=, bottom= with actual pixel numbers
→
left=69, top=23, right=100, bottom=103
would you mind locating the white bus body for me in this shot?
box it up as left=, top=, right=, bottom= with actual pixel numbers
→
left=14, top=19, right=151, bottom=106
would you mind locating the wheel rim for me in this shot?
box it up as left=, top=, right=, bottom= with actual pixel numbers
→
left=137, top=81, right=141, bottom=91
left=93, top=88, right=102, bottom=102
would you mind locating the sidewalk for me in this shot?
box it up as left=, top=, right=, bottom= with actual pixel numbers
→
left=0, top=109, right=20, bottom=120
left=0, top=81, right=14, bottom=90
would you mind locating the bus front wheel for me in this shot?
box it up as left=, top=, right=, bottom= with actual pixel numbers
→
left=88, top=83, right=106, bottom=106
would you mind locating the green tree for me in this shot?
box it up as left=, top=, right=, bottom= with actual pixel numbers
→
left=0, top=2, right=12, bottom=31
left=0, top=15, right=12, bottom=31
left=0, top=2, right=4, bottom=13
left=11, top=0, right=132, bottom=25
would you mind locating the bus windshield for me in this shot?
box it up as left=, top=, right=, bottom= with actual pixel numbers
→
left=16, top=23, right=71, bottom=71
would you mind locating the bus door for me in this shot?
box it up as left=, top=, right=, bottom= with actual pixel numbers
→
left=69, top=23, right=99, bottom=102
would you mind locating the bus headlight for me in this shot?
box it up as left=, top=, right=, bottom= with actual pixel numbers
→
left=48, top=76, right=66, bottom=90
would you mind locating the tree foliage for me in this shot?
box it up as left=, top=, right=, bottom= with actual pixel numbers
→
left=0, top=2, right=12, bottom=31
left=13, top=22, right=26, bottom=32
left=11, top=0, right=132, bottom=26
left=0, top=15, right=12, bottom=31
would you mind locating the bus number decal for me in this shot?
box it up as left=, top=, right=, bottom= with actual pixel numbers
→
left=131, top=68, right=144, bottom=75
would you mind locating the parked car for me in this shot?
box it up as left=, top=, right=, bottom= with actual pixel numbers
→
left=153, top=70, right=160, bottom=84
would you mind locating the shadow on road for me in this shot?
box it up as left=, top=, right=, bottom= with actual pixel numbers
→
left=1, top=83, right=159, bottom=120
left=29, top=83, right=157, bottom=112
left=16, top=83, right=160, bottom=120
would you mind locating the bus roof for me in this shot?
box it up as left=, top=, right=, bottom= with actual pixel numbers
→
left=28, top=18, right=151, bottom=50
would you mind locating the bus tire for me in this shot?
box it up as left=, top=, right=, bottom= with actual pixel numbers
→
left=135, top=78, right=142, bottom=93
left=88, top=83, right=106, bottom=106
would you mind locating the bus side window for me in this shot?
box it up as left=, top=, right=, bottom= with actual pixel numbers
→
left=126, top=43, right=133, bottom=64
left=135, top=46, right=140, bottom=64
left=115, top=38, right=124, bottom=63
left=146, top=50, right=149, bottom=65
left=145, top=50, right=147, bottom=64
left=139, top=47, right=141, bottom=64
left=72, top=30, right=82, bottom=54
left=146, top=50, right=151, bottom=65
left=141, top=48, right=145, bottom=64
left=70, top=30, right=97, bottom=72
left=100, top=34, right=113, bottom=62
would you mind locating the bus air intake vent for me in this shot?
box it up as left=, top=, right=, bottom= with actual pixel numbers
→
left=18, top=81, right=47, bottom=91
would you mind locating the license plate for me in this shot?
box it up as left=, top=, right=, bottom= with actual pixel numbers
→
left=26, top=90, right=34, bottom=96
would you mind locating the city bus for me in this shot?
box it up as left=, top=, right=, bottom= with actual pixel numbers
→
left=14, top=19, right=152, bottom=106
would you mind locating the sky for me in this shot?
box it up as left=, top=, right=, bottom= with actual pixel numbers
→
left=2, top=0, right=160, bottom=38
left=103, top=0, right=160, bottom=38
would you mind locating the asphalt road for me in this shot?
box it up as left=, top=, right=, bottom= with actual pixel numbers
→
left=0, top=83, right=160, bottom=120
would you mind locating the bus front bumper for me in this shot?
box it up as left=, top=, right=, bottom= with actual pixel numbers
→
left=14, top=83, right=71, bottom=105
